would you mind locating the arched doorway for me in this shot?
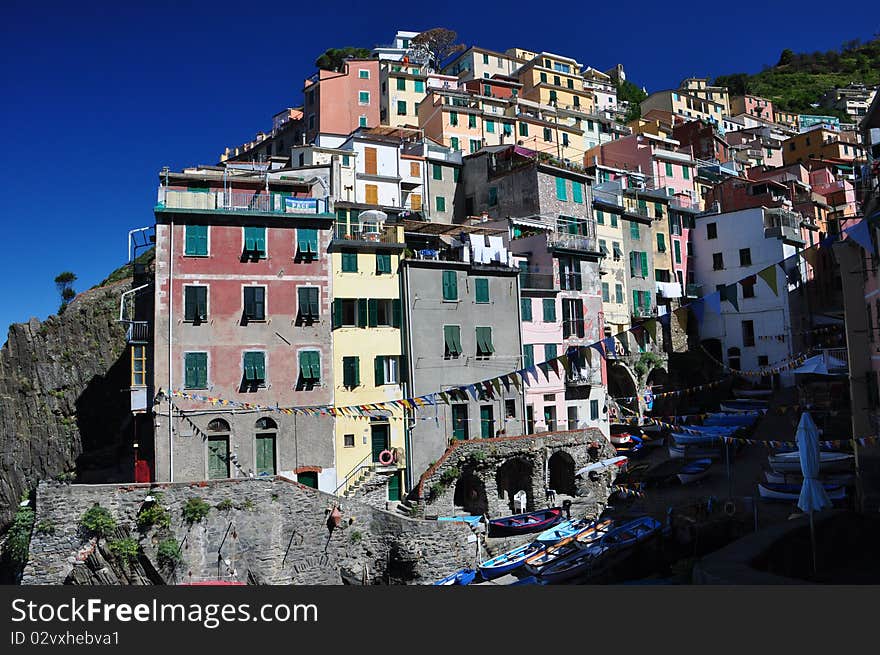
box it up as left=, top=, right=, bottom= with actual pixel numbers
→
left=206, top=419, right=231, bottom=480
left=547, top=451, right=576, bottom=497
left=254, top=417, right=277, bottom=476
left=496, top=457, right=534, bottom=512
left=453, top=472, right=488, bottom=516
left=646, top=367, right=670, bottom=415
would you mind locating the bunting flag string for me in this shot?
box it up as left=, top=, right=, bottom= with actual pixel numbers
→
left=699, top=345, right=814, bottom=377
left=156, top=218, right=878, bottom=426
left=610, top=377, right=730, bottom=402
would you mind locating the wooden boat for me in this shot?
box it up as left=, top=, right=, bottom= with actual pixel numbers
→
left=478, top=541, right=546, bottom=580
left=732, top=388, right=773, bottom=398
left=523, top=535, right=580, bottom=573
left=677, top=458, right=712, bottom=484
left=575, top=456, right=628, bottom=477
left=573, top=518, right=614, bottom=548
left=487, top=507, right=563, bottom=538
left=763, top=470, right=854, bottom=486
left=767, top=451, right=854, bottom=474
left=537, top=517, right=661, bottom=584
left=757, top=482, right=846, bottom=502
left=433, top=568, right=477, bottom=586
left=534, top=518, right=596, bottom=544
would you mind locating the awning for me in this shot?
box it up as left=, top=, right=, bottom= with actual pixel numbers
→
left=793, top=354, right=847, bottom=376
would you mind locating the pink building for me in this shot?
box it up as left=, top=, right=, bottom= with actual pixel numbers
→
left=730, top=94, right=774, bottom=122
left=303, top=59, right=381, bottom=142
left=584, top=133, right=700, bottom=292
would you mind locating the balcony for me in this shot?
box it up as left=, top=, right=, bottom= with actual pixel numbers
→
left=157, top=188, right=330, bottom=216
left=631, top=305, right=656, bottom=319
left=333, top=223, right=402, bottom=245
left=823, top=348, right=848, bottom=373
left=126, top=321, right=151, bottom=344
left=546, top=231, right=599, bottom=254
left=519, top=269, right=556, bottom=290
left=566, top=366, right=603, bottom=387
left=592, top=188, right=623, bottom=209
left=763, top=208, right=805, bottom=245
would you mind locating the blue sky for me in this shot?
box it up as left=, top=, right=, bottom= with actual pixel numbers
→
left=0, top=0, right=874, bottom=337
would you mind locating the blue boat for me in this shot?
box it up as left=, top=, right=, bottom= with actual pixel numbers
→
left=677, top=458, right=712, bottom=484
left=534, top=518, right=595, bottom=543
left=703, top=413, right=759, bottom=427
left=478, top=541, right=546, bottom=580
left=671, top=431, right=726, bottom=445
left=537, top=517, right=662, bottom=584
left=434, top=568, right=478, bottom=586
left=509, top=575, right=543, bottom=585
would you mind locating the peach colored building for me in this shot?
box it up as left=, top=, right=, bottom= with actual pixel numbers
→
left=730, top=94, right=774, bottom=122
left=303, top=59, right=381, bottom=142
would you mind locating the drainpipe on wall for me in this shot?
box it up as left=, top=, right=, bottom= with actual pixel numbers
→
left=168, top=220, right=174, bottom=482
left=402, top=262, right=416, bottom=491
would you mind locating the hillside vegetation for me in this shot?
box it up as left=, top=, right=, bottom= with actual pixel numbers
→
left=714, top=36, right=880, bottom=121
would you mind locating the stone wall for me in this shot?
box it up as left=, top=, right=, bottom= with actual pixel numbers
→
left=0, top=280, right=134, bottom=532
left=414, top=429, right=616, bottom=518
left=23, top=477, right=475, bottom=586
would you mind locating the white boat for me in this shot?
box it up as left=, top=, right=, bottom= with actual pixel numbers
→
left=732, top=388, right=773, bottom=399
left=763, top=470, right=854, bottom=486
left=757, top=482, right=846, bottom=502
left=610, top=433, right=633, bottom=445
left=575, top=456, right=628, bottom=477
left=676, top=458, right=712, bottom=485
left=767, top=451, right=854, bottom=473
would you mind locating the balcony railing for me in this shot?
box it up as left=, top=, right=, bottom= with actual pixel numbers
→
left=546, top=232, right=598, bottom=253
left=519, top=270, right=556, bottom=290
left=333, top=223, right=402, bottom=244
left=823, top=348, right=848, bottom=372
left=631, top=305, right=656, bottom=319
left=409, top=243, right=514, bottom=267
left=126, top=321, right=150, bottom=344
left=763, top=208, right=805, bottom=244
left=566, top=366, right=603, bottom=386
left=158, top=188, right=329, bottom=215
left=592, top=188, right=623, bottom=208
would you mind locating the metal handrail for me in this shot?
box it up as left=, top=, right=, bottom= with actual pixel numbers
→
left=333, top=452, right=374, bottom=496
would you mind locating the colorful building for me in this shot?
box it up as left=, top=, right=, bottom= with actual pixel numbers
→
left=151, top=165, right=337, bottom=488
left=303, top=59, right=381, bottom=142
left=730, top=94, right=775, bottom=122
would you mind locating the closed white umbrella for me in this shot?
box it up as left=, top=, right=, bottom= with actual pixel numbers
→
left=796, top=412, right=831, bottom=575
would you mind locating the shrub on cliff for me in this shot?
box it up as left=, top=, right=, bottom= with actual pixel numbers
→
left=79, top=504, right=116, bottom=540
left=182, top=498, right=211, bottom=524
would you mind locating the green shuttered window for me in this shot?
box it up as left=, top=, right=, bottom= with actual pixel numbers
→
left=442, top=270, right=457, bottom=300
left=571, top=182, right=583, bottom=204
left=523, top=344, right=534, bottom=368
left=298, top=287, right=319, bottom=320
left=444, top=325, right=462, bottom=357
left=243, top=351, right=266, bottom=383
left=299, top=351, right=320, bottom=381
left=184, top=286, right=207, bottom=322
left=244, top=227, right=266, bottom=256
left=343, top=356, right=360, bottom=388
left=475, top=327, right=494, bottom=357
left=342, top=251, right=358, bottom=272
left=185, top=225, right=208, bottom=256
left=544, top=344, right=557, bottom=361
left=543, top=298, right=556, bottom=322
left=184, top=352, right=207, bottom=389
left=521, top=298, right=532, bottom=321
left=243, top=287, right=265, bottom=321
left=475, top=278, right=489, bottom=303
left=297, top=228, right=318, bottom=257
left=555, top=177, right=567, bottom=201
left=376, top=253, right=392, bottom=274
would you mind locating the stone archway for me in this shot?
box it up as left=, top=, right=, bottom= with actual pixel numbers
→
left=547, top=450, right=576, bottom=497
left=646, top=366, right=670, bottom=415
left=607, top=362, right=639, bottom=417
left=496, top=457, right=535, bottom=512
left=453, top=472, right=489, bottom=516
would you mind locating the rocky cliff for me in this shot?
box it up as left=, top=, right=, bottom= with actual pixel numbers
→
left=0, top=281, right=134, bottom=533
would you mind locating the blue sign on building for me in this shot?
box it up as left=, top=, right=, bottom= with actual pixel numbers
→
left=284, top=197, right=318, bottom=212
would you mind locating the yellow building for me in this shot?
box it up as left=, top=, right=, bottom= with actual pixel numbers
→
left=380, top=61, right=428, bottom=128
left=680, top=78, right=730, bottom=115
left=515, top=51, right=595, bottom=114
left=782, top=127, right=867, bottom=166
left=330, top=215, right=407, bottom=501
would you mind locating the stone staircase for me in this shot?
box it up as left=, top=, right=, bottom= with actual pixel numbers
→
left=342, top=466, right=377, bottom=499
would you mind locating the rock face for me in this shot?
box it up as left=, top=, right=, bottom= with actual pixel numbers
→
left=23, top=478, right=476, bottom=585
left=0, top=281, right=133, bottom=532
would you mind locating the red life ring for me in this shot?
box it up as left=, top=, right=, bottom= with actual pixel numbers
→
left=378, top=450, right=394, bottom=466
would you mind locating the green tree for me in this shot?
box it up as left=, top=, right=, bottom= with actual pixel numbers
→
left=411, top=28, right=465, bottom=69
left=778, top=49, right=794, bottom=66
left=616, top=79, right=647, bottom=122
left=54, top=271, right=77, bottom=314
left=713, top=73, right=750, bottom=96
left=314, top=47, right=373, bottom=72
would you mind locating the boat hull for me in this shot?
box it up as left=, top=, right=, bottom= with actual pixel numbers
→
left=487, top=507, right=564, bottom=538
left=479, top=542, right=546, bottom=580
left=767, top=452, right=854, bottom=474
left=757, top=482, right=846, bottom=502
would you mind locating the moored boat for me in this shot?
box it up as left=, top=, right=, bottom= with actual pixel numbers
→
left=478, top=541, right=546, bottom=580
left=669, top=443, right=723, bottom=460
left=575, top=456, right=628, bottom=477
left=523, top=535, right=580, bottom=573
left=433, top=568, right=477, bottom=585
left=763, top=470, right=854, bottom=486
left=677, top=458, right=712, bottom=484
left=757, top=482, right=846, bottom=502
left=537, top=517, right=661, bottom=584
left=534, top=518, right=596, bottom=544
left=767, top=451, right=854, bottom=473
left=487, top=507, right=563, bottom=538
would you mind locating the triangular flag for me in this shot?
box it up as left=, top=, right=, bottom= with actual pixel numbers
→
left=720, top=284, right=739, bottom=312
left=603, top=336, right=616, bottom=356
left=509, top=374, right=522, bottom=392
left=643, top=318, right=657, bottom=342
left=758, top=265, right=778, bottom=296
left=538, top=361, right=551, bottom=382
left=466, top=385, right=479, bottom=401
left=704, top=292, right=722, bottom=315
left=590, top=341, right=606, bottom=359
left=582, top=347, right=592, bottom=368
left=691, top=299, right=706, bottom=325
left=548, top=358, right=560, bottom=377
left=559, top=354, right=571, bottom=375
left=491, top=378, right=503, bottom=396
left=500, top=375, right=511, bottom=393
left=780, top=257, right=801, bottom=285
left=800, top=245, right=821, bottom=269
left=674, top=306, right=689, bottom=332
left=843, top=218, right=875, bottom=254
